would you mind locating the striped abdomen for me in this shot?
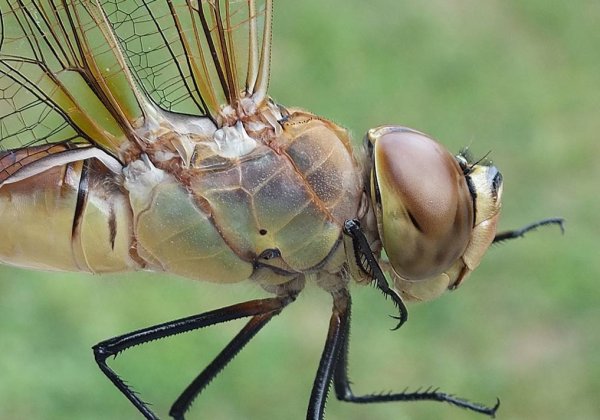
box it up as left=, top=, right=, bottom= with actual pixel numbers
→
left=0, top=147, right=139, bottom=273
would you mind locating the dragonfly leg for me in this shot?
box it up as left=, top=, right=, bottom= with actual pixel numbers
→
left=493, top=217, right=565, bottom=243
left=343, top=219, right=408, bottom=329
left=330, top=297, right=500, bottom=417
left=168, top=293, right=296, bottom=419
left=306, top=288, right=351, bottom=420
left=306, top=285, right=499, bottom=419
left=93, top=294, right=296, bottom=420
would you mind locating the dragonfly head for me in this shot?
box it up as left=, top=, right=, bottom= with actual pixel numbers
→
left=365, top=126, right=503, bottom=301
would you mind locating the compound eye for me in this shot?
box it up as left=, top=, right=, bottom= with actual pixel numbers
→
left=370, top=126, right=474, bottom=280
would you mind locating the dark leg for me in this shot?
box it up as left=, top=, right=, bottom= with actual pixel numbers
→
left=169, top=305, right=285, bottom=419
left=307, top=287, right=499, bottom=419
left=494, top=217, right=564, bottom=243
left=306, top=288, right=351, bottom=420
left=343, top=219, right=408, bottom=329
left=93, top=294, right=296, bottom=420
left=331, top=295, right=500, bottom=418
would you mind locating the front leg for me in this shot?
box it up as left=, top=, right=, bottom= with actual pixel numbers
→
left=343, top=219, right=408, bottom=329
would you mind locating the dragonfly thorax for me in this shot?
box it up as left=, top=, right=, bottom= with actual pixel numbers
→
left=119, top=109, right=364, bottom=288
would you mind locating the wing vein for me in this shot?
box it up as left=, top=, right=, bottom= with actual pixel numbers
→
left=197, top=2, right=231, bottom=107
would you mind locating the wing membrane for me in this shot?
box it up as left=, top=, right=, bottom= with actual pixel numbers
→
left=0, top=0, right=273, bottom=180
left=0, top=0, right=148, bottom=161
left=102, top=0, right=272, bottom=120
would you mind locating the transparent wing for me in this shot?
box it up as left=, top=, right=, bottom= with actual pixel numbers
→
left=0, top=0, right=149, bottom=164
left=102, top=0, right=272, bottom=120
left=0, top=0, right=272, bottom=181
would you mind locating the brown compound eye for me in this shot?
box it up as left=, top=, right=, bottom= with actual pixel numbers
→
left=368, top=126, right=474, bottom=280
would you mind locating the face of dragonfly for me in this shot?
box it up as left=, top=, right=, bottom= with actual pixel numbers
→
left=366, top=126, right=504, bottom=302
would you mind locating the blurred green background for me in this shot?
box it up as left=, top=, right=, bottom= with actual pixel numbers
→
left=0, top=0, right=598, bottom=419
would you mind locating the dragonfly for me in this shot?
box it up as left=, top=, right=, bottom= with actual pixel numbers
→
left=0, top=1, right=564, bottom=419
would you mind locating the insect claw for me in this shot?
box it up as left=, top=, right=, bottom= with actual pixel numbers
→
left=389, top=313, right=403, bottom=330
left=491, top=398, right=501, bottom=416
left=390, top=318, right=403, bottom=331
left=344, top=218, right=409, bottom=329
left=556, top=219, right=566, bottom=234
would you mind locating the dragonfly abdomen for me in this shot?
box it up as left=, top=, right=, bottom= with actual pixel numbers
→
left=0, top=156, right=139, bottom=274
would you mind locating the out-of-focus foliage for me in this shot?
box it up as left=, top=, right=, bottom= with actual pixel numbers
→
left=0, top=1, right=597, bottom=419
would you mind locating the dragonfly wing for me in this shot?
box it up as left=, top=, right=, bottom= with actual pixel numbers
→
left=0, top=1, right=273, bottom=182
left=102, top=0, right=272, bottom=121
left=0, top=0, right=151, bottom=165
